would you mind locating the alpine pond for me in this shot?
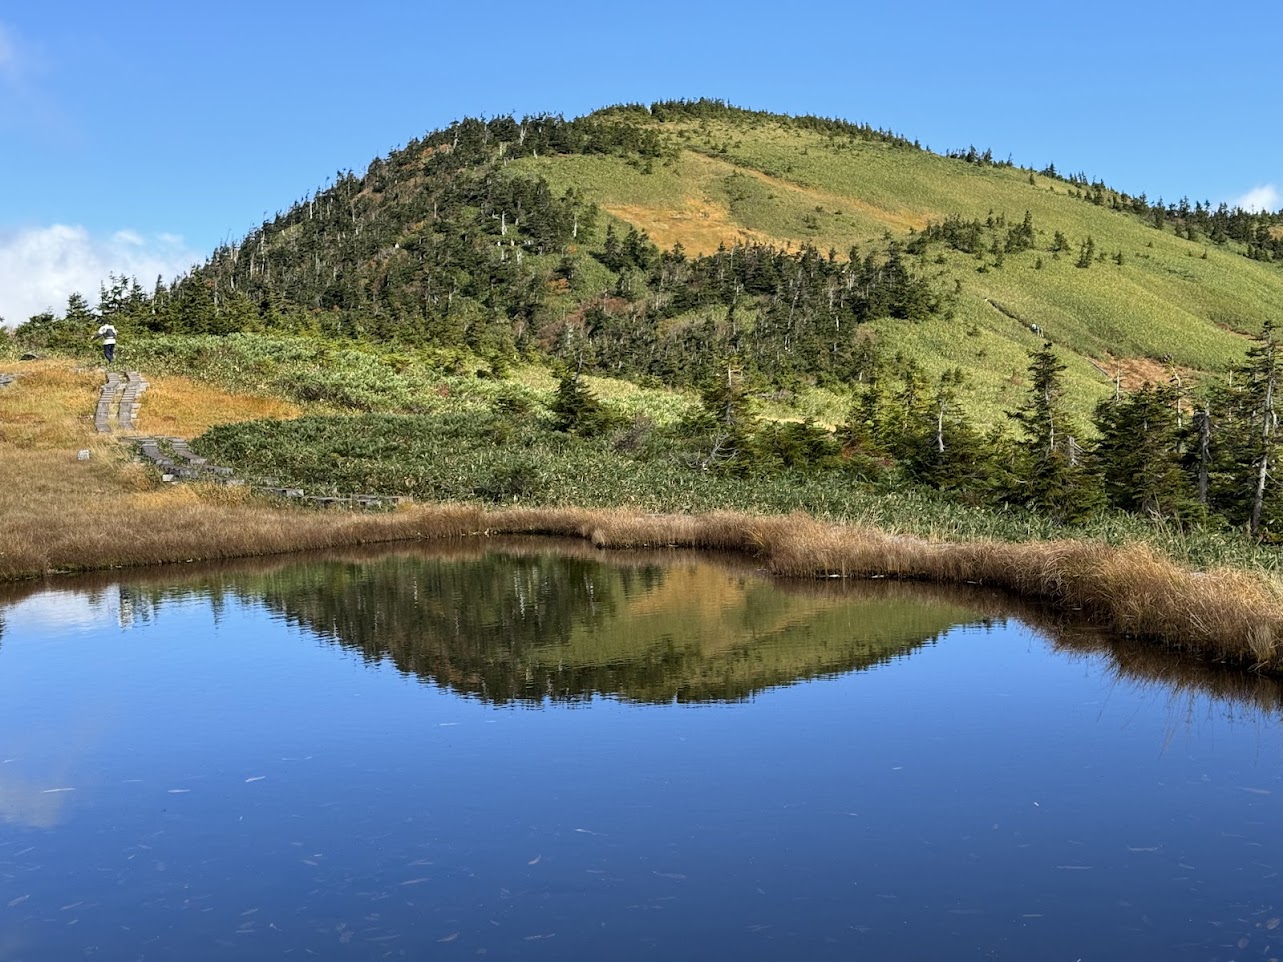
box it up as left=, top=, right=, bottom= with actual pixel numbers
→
left=1, top=541, right=1281, bottom=960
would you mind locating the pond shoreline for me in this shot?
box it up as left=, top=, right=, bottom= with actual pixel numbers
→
left=4, top=359, right=1280, bottom=676
left=5, top=499, right=1280, bottom=675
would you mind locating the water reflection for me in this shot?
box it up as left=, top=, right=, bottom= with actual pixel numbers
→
left=249, top=548, right=991, bottom=704
left=4, top=539, right=1283, bottom=716
left=2, top=541, right=1282, bottom=961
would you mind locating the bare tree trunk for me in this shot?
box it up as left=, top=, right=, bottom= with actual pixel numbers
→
left=1196, top=409, right=1210, bottom=505
left=1251, top=372, right=1276, bottom=537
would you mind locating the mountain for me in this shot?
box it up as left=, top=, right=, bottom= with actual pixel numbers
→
left=78, top=101, right=1283, bottom=420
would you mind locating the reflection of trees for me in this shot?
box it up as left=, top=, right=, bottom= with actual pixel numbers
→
left=3, top=539, right=1282, bottom=714
left=256, top=553, right=647, bottom=701
left=1051, top=631, right=1283, bottom=720
left=242, top=551, right=977, bottom=704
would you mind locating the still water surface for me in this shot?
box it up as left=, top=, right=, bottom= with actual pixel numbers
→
left=1, top=541, right=1281, bottom=960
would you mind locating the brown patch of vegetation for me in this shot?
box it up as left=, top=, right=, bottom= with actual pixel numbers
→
left=1095, top=355, right=1196, bottom=392
left=0, top=359, right=482, bottom=581
left=604, top=160, right=931, bottom=256
left=603, top=201, right=774, bottom=255
left=0, top=433, right=490, bottom=582
left=137, top=375, right=302, bottom=438
left=0, top=361, right=103, bottom=448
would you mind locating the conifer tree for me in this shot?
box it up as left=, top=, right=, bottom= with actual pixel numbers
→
left=684, top=366, right=758, bottom=475
left=1093, top=383, right=1198, bottom=521
left=1007, top=343, right=1099, bottom=520
left=550, top=367, right=619, bottom=437
left=903, top=368, right=994, bottom=497
left=838, top=379, right=896, bottom=479
left=1204, top=322, right=1283, bottom=536
left=1075, top=236, right=1096, bottom=268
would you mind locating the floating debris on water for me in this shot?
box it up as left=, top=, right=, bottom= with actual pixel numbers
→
left=527, top=855, right=541, bottom=865
left=437, top=933, right=459, bottom=942
left=245, top=776, right=266, bottom=783
left=41, top=787, right=75, bottom=794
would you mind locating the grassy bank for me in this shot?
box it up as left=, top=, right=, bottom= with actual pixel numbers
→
left=3, top=356, right=1282, bottom=674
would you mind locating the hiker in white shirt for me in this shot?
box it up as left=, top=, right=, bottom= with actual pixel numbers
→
left=94, top=323, right=118, bottom=364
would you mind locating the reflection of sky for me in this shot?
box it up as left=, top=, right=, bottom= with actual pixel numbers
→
left=0, top=586, right=133, bottom=829
left=0, top=767, right=72, bottom=828
left=1, top=589, right=120, bottom=634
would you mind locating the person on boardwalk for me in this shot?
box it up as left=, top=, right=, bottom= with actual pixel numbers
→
left=93, top=321, right=117, bottom=364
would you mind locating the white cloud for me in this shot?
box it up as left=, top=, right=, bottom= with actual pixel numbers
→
left=0, top=224, right=199, bottom=326
left=1232, top=185, right=1281, bottom=213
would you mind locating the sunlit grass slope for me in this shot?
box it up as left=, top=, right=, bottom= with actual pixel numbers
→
left=518, top=112, right=1283, bottom=423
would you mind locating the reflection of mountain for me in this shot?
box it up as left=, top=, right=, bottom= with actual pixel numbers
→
left=5, top=540, right=1283, bottom=713
left=243, top=550, right=980, bottom=704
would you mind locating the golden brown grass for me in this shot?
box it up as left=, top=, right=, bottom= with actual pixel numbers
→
left=5, top=360, right=1283, bottom=674
left=136, top=374, right=302, bottom=437
left=602, top=201, right=774, bottom=255
left=0, top=361, right=104, bottom=447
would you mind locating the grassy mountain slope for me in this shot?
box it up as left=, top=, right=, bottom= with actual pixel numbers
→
left=47, top=102, right=1283, bottom=432
left=518, top=110, right=1283, bottom=420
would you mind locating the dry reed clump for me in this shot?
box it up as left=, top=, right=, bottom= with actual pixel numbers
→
left=747, top=517, right=1283, bottom=670
left=476, top=507, right=766, bottom=554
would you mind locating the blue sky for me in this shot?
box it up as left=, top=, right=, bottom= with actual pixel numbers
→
left=1, top=0, right=1279, bottom=325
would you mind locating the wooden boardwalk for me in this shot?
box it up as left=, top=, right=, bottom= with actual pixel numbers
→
left=93, top=371, right=149, bottom=433
left=112, top=371, right=408, bottom=510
